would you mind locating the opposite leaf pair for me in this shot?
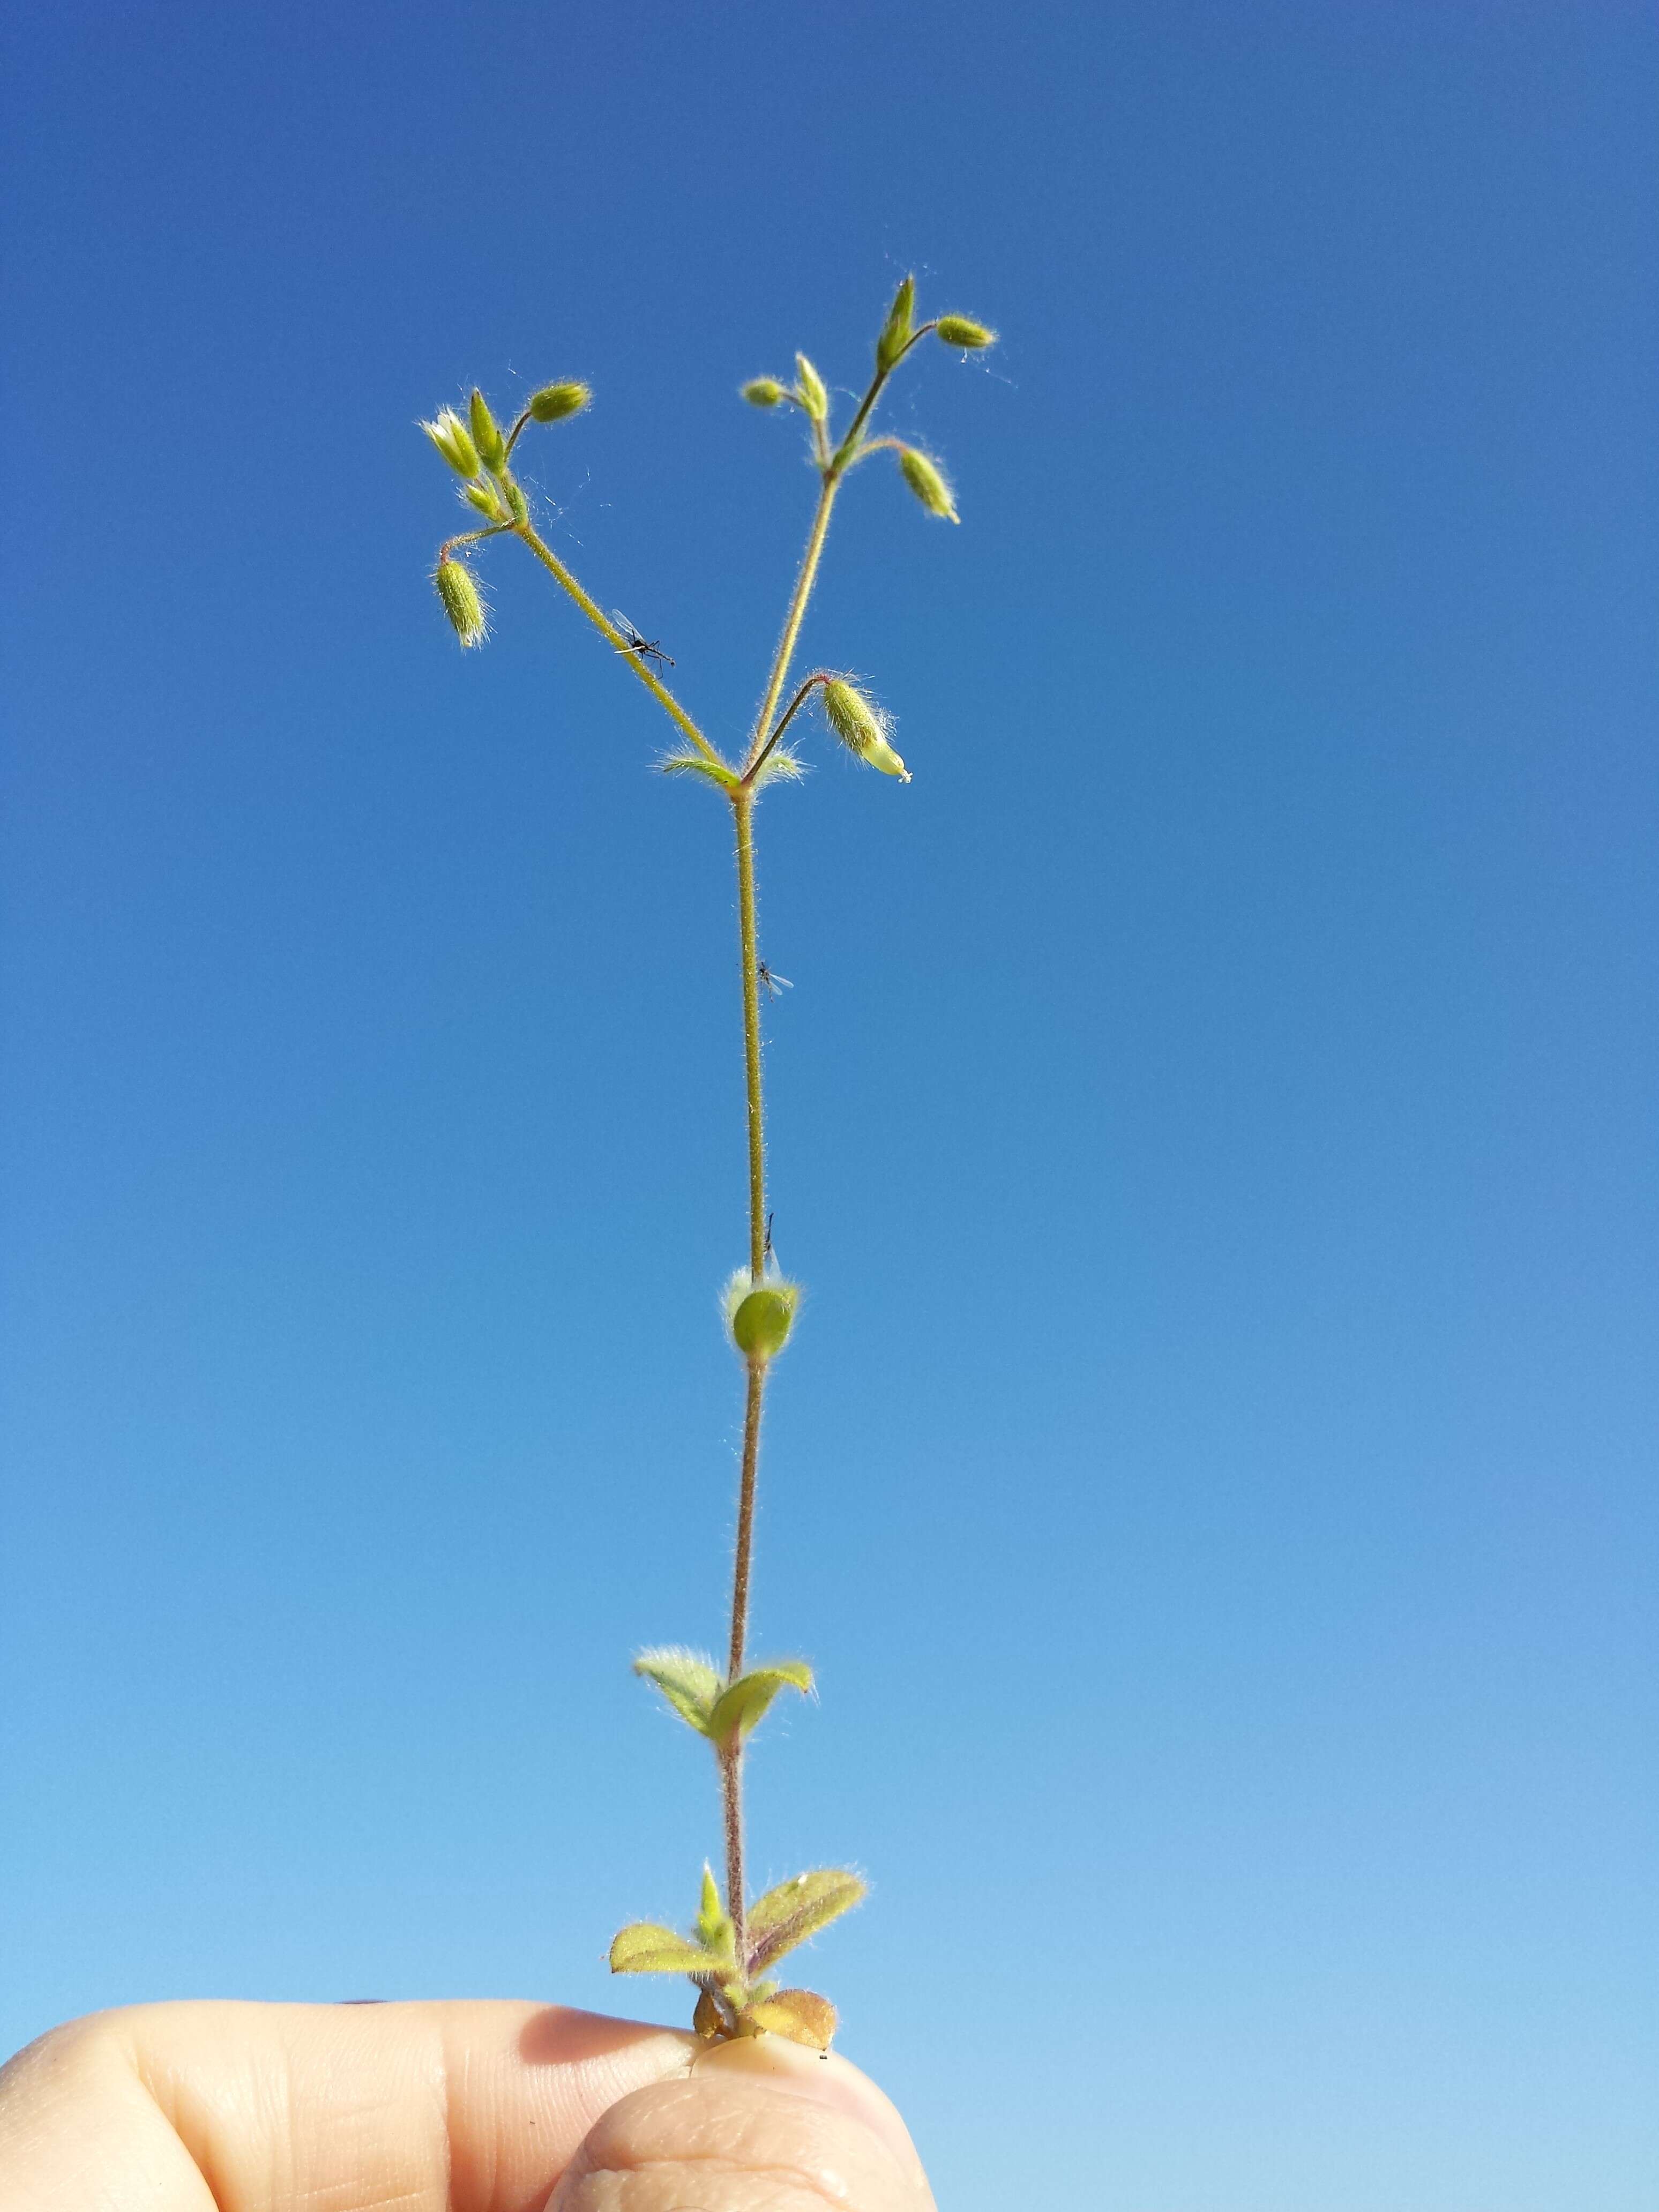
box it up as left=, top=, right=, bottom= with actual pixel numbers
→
left=611, top=1863, right=868, bottom=2050
left=633, top=1645, right=812, bottom=1753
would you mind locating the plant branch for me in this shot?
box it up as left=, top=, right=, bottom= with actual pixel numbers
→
left=512, top=520, right=728, bottom=772
left=827, top=323, right=937, bottom=478
left=745, top=672, right=827, bottom=786
left=438, top=522, right=515, bottom=560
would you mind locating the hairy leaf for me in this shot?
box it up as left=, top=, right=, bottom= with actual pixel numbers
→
left=695, top=1863, right=736, bottom=1968
left=609, top=1922, right=719, bottom=1976
left=749, top=745, right=808, bottom=789
left=633, top=1648, right=722, bottom=1736
left=746, top=1987, right=838, bottom=2050
left=707, top=1660, right=813, bottom=1749
left=660, top=753, right=739, bottom=793
left=746, top=1867, right=868, bottom=1972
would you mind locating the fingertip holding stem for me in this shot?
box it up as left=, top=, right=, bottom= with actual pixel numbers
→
left=693, top=2035, right=930, bottom=2189
left=547, top=2035, right=933, bottom=2211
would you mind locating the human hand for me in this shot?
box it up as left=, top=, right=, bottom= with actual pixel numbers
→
left=0, top=1998, right=935, bottom=2210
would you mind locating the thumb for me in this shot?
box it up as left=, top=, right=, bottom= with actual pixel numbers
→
left=548, top=2034, right=935, bottom=2211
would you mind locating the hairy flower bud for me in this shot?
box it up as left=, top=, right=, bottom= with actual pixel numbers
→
left=936, top=315, right=996, bottom=350
left=820, top=677, right=909, bottom=781
left=742, top=378, right=786, bottom=407
left=723, top=1271, right=802, bottom=1363
left=528, top=380, right=591, bottom=422
left=876, top=273, right=916, bottom=373
left=421, top=408, right=480, bottom=477
left=897, top=445, right=959, bottom=522
left=434, top=556, right=488, bottom=648
left=462, top=481, right=505, bottom=519
left=469, top=388, right=506, bottom=472
left=794, top=353, right=828, bottom=420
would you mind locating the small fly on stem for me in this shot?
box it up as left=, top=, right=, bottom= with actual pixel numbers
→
left=757, top=962, right=792, bottom=999
left=611, top=610, right=675, bottom=668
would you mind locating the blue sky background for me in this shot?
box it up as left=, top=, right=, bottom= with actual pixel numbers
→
left=2, top=3, right=1655, bottom=2204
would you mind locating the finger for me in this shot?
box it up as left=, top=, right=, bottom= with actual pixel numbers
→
left=549, top=2034, right=935, bottom=2212
left=0, top=1999, right=693, bottom=2212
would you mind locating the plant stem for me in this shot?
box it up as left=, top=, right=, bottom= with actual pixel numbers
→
left=721, top=789, right=772, bottom=1963
left=744, top=480, right=839, bottom=773
left=513, top=519, right=728, bottom=772
left=733, top=794, right=767, bottom=1279
left=723, top=1356, right=766, bottom=1965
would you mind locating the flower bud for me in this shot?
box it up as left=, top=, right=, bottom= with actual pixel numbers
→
left=469, top=388, right=506, bottom=472
left=742, top=378, right=786, bottom=407
left=723, top=1271, right=802, bottom=1362
left=794, top=353, right=828, bottom=420
left=936, top=315, right=996, bottom=350
left=463, top=482, right=505, bottom=519
left=421, top=408, right=480, bottom=477
left=502, top=474, right=529, bottom=522
left=898, top=445, right=959, bottom=522
left=528, top=380, right=591, bottom=422
left=876, top=273, right=916, bottom=373
left=820, top=677, right=910, bottom=782
left=434, top=556, right=488, bottom=648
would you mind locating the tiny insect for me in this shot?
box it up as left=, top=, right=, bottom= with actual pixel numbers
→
left=757, top=962, right=793, bottom=998
left=763, top=1211, right=775, bottom=1262
left=611, top=610, right=675, bottom=667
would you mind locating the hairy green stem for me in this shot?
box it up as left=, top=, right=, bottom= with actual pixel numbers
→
left=744, top=482, right=839, bottom=773
left=721, top=790, right=772, bottom=1963
left=513, top=520, right=727, bottom=772
left=745, top=672, right=825, bottom=786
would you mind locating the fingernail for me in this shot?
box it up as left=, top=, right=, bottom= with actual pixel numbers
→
left=691, top=2035, right=928, bottom=2189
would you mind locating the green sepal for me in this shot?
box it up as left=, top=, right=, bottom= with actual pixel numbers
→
left=876, top=274, right=916, bottom=373
left=633, top=1646, right=722, bottom=1735
left=528, top=380, right=591, bottom=422
left=469, top=388, right=506, bottom=473
left=936, top=315, right=996, bottom=349
left=462, top=482, right=505, bottom=520
left=897, top=445, right=959, bottom=522
left=708, top=1660, right=813, bottom=1751
left=434, top=557, right=488, bottom=649
left=794, top=353, right=828, bottom=420
left=746, top=1866, right=868, bottom=1972
left=502, top=475, right=528, bottom=523
left=421, top=408, right=480, bottom=477
left=608, top=1922, right=721, bottom=1975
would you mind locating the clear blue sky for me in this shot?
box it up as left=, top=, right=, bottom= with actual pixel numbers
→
left=2, top=3, right=1655, bottom=2204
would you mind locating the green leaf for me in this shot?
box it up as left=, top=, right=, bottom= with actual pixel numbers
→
left=695, top=1863, right=736, bottom=1969
left=746, top=1867, right=868, bottom=1972
left=746, top=1987, right=838, bottom=2050
left=707, top=1661, right=813, bottom=1750
left=608, top=1922, right=720, bottom=1976
left=633, top=1647, right=722, bottom=1736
